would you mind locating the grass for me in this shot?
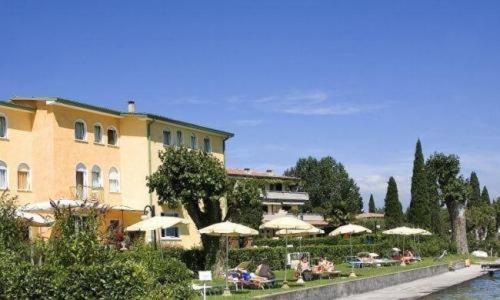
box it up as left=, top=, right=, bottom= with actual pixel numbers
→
left=198, top=255, right=495, bottom=299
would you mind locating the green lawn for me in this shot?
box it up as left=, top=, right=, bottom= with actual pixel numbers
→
left=197, top=255, right=493, bottom=299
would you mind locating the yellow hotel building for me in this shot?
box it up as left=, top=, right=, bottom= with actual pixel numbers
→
left=0, top=96, right=233, bottom=248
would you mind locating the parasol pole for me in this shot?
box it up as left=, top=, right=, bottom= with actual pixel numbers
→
left=223, top=235, right=230, bottom=296
left=282, top=228, right=289, bottom=288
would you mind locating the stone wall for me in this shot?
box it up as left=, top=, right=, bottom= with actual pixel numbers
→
left=256, top=264, right=450, bottom=300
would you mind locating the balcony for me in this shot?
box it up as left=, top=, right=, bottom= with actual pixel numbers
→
left=262, top=212, right=328, bottom=227
left=261, top=191, right=309, bottom=204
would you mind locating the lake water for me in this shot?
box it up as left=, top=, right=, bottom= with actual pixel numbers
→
left=422, top=272, right=499, bottom=300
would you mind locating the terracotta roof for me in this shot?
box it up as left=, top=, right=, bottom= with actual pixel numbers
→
left=226, top=168, right=299, bottom=180
left=355, top=212, right=385, bottom=219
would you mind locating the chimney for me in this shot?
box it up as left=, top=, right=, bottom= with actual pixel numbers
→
left=266, top=169, right=274, bottom=176
left=127, top=100, right=136, bottom=113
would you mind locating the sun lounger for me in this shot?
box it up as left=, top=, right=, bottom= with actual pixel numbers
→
left=313, top=270, right=342, bottom=279
left=434, top=250, right=447, bottom=261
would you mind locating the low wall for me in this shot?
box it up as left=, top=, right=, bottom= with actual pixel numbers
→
left=256, top=264, right=450, bottom=300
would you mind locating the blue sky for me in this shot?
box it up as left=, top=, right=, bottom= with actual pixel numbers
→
left=1, top=1, right=499, bottom=210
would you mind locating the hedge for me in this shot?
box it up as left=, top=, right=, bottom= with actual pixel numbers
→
left=228, top=236, right=452, bottom=271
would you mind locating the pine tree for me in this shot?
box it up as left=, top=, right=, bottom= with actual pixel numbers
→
left=368, top=194, right=376, bottom=213
left=468, top=172, right=481, bottom=208
left=481, top=186, right=491, bottom=205
left=384, top=177, right=405, bottom=228
left=407, top=139, right=430, bottom=228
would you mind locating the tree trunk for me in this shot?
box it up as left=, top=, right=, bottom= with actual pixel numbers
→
left=447, top=202, right=469, bottom=254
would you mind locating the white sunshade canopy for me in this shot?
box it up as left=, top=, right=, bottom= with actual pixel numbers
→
left=275, top=226, right=324, bottom=237
left=329, top=223, right=372, bottom=236
left=20, top=199, right=86, bottom=213
left=383, top=226, right=428, bottom=236
left=125, top=216, right=189, bottom=232
left=260, top=216, right=313, bottom=230
left=15, top=210, right=54, bottom=227
left=199, top=221, right=258, bottom=237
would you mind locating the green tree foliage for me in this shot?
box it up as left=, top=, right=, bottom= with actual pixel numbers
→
left=0, top=192, right=26, bottom=252
left=468, top=172, right=481, bottom=208
left=226, top=178, right=263, bottom=230
left=426, top=166, right=443, bottom=235
left=481, top=186, right=491, bottom=205
left=426, top=153, right=470, bottom=254
left=407, top=139, right=430, bottom=228
left=147, top=146, right=262, bottom=269
left=147, top=146, right=227, bottom=266
left=368, top=194, right=376, bottom=213
left=284, top=156, right=363, bottom=225
left=466, top=203, right=495, bottom=241
left=384, top=177, right=405, bottom=228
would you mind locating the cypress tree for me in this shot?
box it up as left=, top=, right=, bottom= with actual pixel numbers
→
left=384, top=177, right=405, bottom=228
left=481, top=186, right=491, bottom=205
left=468, top=172, right=481, bottom=208
left=407, top=139, right=430, bottom=228
left=368, top=194, right=376, bottom=213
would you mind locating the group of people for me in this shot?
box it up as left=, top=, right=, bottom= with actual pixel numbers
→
left=295, top=255, right=335, bottom=281
left=390, top=248, right=416, bottom=264
left=228, top=259, right=276, bottom=288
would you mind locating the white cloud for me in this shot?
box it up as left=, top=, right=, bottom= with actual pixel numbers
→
left=233, top=119, right=264, bottom=127
left=282, top=103, right=385, bottom=116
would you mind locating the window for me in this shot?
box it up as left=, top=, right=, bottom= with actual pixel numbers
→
left=163, top=130, right=171, bottom=146
left=203, top=137, right=211, bottom=153
left=176, top=130, right=183, bottom=147
left=75, top=163, right=87, bottom=188
left=109, top=167, right=120, bottom=193
left=0, top=161, right=7, bottom=189
left=94, top=124, right=102, bottom=143
left=0, top=114, right=7, bottom=138
left=161, top=212, right=179, bottom=238
left=74, top=120, right=86, bottom=141
left=107, top=127, right=118, bottom=146
left=74, top=163, right=87, bottom=199
left=91, top=165, right=102, bottom=189
left=17, top=163, right=31, bottom=191
left=190, top=134, right=197, bottom=149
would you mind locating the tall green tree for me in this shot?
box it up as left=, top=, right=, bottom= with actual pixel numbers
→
left=481, top=186, right=491, bottom=205
left=147, top=146, right=262, bottom=270
left=426, top=153, right=470, bottom=254
left=407, top=139, right=430, bottom=228
left=225, top=178, right=263, bottom=230
left=285, top=156, right=363, bottom=225
left=426, top=165, right=443, bottom=235
left=468, top=172, right=481, bottom=208
left=384, top=177, right=405, bottom=228
left=368, top=194, right=376, bottom=213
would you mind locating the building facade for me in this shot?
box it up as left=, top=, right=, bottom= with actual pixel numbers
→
left=0, top=96, right=233, bottom=248
left=226, top=168, right=327, bottom=236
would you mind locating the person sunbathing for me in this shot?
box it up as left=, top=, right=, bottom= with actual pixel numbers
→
left=313, top=255, right=335, bottom=273
left=255, top=259, right=275, bottom=280
left=401, top=250, right=414, bottom=264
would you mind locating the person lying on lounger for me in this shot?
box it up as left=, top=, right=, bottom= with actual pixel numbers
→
left=255, top=259, right=275, bottom=280
left=312, top=255, right=335, bottom=273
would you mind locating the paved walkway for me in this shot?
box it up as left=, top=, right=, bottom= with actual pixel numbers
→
left=342, top=264, right=485, bottom=300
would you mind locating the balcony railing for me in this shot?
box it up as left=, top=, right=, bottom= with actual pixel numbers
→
left=261, top=191, right=309, bottom=201
left=70, top=185, right=104, bottom=202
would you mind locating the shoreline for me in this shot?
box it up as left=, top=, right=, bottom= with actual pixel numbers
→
left=342, top=264, right=486, bottom=300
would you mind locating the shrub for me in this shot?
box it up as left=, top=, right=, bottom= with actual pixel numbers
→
left=58, top=261, right=151, bottom=299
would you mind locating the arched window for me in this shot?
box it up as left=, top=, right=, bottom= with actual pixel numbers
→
left=93, top=123, right=103, bottom=143
left=176, top=130, right=183, bottom=147
left=190, top=134, right=197, bottom=150
left=74, top=120, right=87, bottom=141
left=162, top=129, right=171, bottom=146
left=0, top=161, right=7, bottom=189
left=203, top=137, right=211, bottom=153
left=109, top=167, right=120, bottom=193
left=91, top=165, right=102, bottom=188
left=0, top=114, right=7, bottom=138
left=17, top=163, right=31, bottom=191
left=75, top=163, right=87, bottom=188
left=107, top=127, right=118, bottom=146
